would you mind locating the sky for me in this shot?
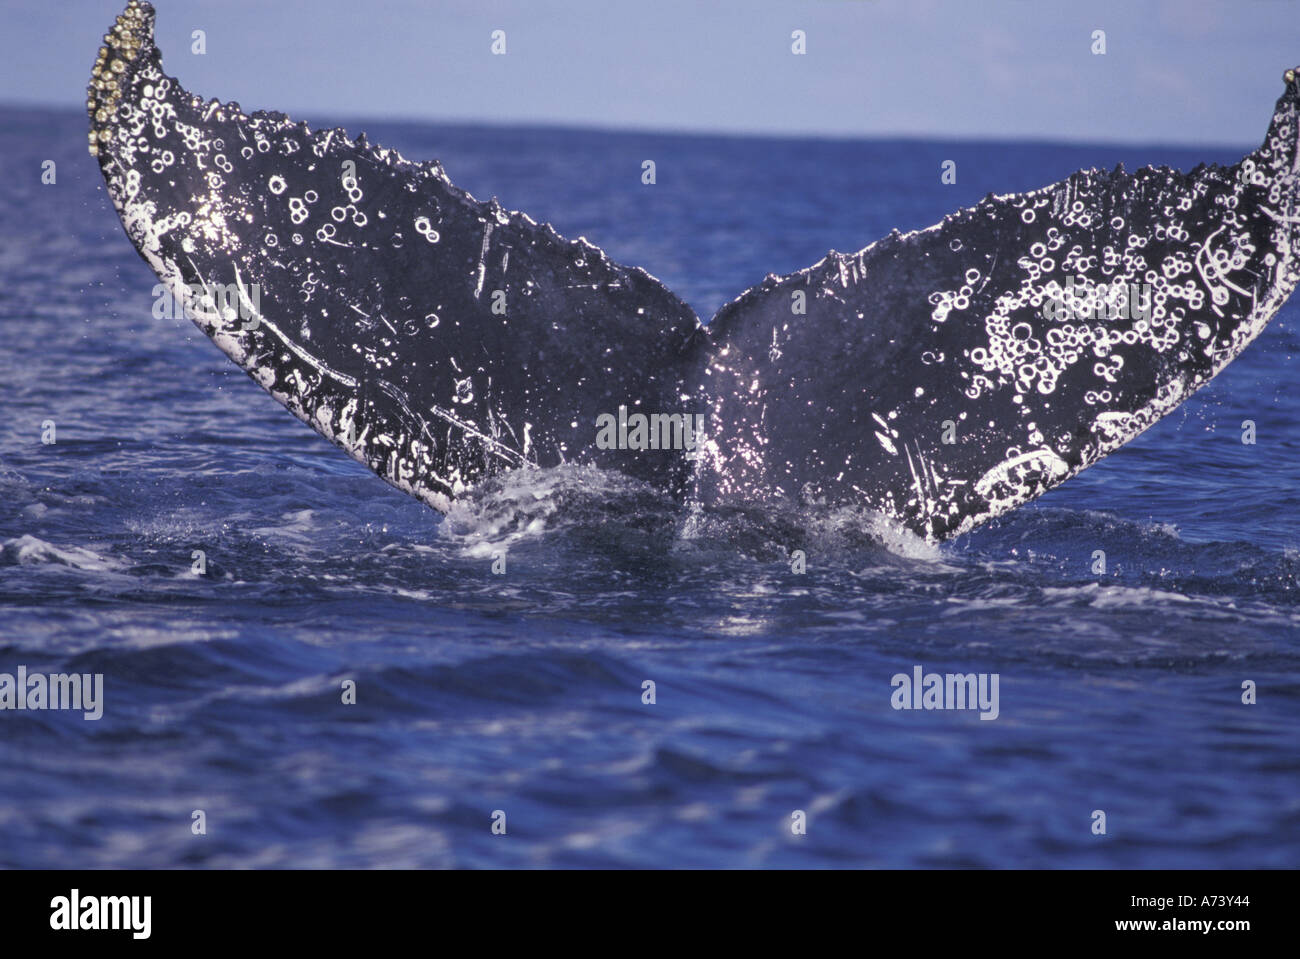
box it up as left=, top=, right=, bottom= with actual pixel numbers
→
left=1, top=0, right=1298, bottom=146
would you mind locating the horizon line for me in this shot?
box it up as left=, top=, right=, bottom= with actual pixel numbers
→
left=0, top=98, right=1257, bottom=156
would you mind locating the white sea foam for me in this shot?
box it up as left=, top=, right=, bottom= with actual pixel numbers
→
left=0, top=535, right=127, bottom=572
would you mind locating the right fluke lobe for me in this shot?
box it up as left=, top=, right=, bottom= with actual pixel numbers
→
left=693, top=70, right=1300, bottom=540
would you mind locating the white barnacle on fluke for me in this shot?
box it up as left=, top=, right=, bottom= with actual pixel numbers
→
left=88, top=1, right=1300, bottom=542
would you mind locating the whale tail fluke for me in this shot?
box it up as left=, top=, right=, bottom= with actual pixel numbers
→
left=89, top=2, right=1300, bottom=541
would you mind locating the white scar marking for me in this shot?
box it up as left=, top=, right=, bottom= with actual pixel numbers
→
left=974, top=449, right=1069, bottom=499
left=904, top=444, right=926, bottom=508
left=1261, top=205, right=1300, bottom=224
left=349, top=302, right=396, bottom=335
left=474, top=223, right=493, bottom=298
left=428, top=404, right=525, bottom=466
left=233, top=263, right=358, bottom=389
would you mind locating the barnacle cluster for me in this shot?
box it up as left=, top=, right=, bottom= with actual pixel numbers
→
left=86, top=0, right=152, bottom=157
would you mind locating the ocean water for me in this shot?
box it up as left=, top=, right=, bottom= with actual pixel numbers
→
left=1, top=106, right=1298, bottom=868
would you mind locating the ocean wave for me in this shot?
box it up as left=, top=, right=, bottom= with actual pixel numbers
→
left=0, top=534, right=127, bottom=572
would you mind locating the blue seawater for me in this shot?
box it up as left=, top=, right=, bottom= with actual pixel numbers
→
left=1, top=106, right=1297, bottom=868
